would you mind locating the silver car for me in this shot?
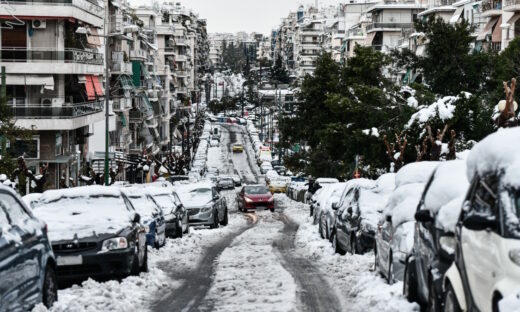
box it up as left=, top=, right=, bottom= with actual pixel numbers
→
left=176, top=182, right=228, bottom=228
left=217, top=177, right=235, bottom=190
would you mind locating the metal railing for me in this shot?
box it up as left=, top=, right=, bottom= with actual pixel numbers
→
left=347, top=29, right=365, bottom=38
left=10, top=101, right=103, bottom=119
left=503, top=0, right=519, bottom=7
left=366, top=23, right=414, bottom=31
left=481, top=0, right=502, bottom=10
left=8, top=0, right=103, bottom=18
left=0, top=48, right=103, bottom=65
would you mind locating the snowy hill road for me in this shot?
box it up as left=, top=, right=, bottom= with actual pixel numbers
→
left=151, top=124, right=342, bottom=312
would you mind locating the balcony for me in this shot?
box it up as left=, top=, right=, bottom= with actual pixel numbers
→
left=0, top=48, right=104, bottom=75
left=130, top=50, right=147, bottom=61
left=0, top=0, right=104, bottom=27
left=481, top=0, right=503, bottom=16
left=113, top=98, right=132, bottom=112
left=347, top=29, right=365, bottom=39
left=12, top=101, right=104, bottom=130
left=504, top=0, right=520, bottom=11
left=111, top=61, right=133, bottom=75
left=175, top=38, right=187, bottom=46
left=366, top=23, right=414, bottom=32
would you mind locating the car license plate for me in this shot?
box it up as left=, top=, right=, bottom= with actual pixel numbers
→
left=57, top=255, right=83, bottom=266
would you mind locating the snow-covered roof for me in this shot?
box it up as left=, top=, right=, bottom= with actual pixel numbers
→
left=395, top=161, right=440, bottom=188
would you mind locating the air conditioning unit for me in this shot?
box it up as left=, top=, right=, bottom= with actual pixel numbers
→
left=32, top=20, right=47, bottom=29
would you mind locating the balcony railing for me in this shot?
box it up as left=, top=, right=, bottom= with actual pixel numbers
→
left=347, top=29, right=365, bottom=38
left=481, top=0, right=502, bottom=11
left=366, top=23, right=414, bottom=31
left=503, top=0, right=519, bottom=8
left=11, top=101, right=103, bottom=119
left=8, top=0, right=104, bottom=18
left=0, top=48, right=103, bottom=65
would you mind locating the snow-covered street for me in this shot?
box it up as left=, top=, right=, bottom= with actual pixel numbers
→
left=32, top=124, right=419, bottom=312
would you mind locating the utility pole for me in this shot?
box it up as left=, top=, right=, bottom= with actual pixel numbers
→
left=103, top=0, right=110, bottom=186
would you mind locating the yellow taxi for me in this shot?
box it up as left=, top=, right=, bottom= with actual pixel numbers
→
left=268, top=178, right=288, bottom=193
left=232, top=143, right=244, bottom=153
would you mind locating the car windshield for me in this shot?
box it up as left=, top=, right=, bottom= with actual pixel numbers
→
left=153, top=194, right=174, bottom=210
left=503, top=191, right=520, bottom=238
left=127, top=195, right=159, bottom=218
left=178, top=188, right=213, bottom=204
left=245, top=186, right=269, bottom=194
left=220, top=178, right=233, bottom=183
left=0, top=194, right=11, bottom=227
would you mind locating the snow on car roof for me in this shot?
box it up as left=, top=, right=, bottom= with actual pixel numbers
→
left=384, top=182, right=425, bottom=227
left=424, top=160, right=468, bottom=216
left=467, top=127, right=520, bottom=183
left=374, top=173, right=396, bottom=193
left=395, top=161, right=440, bottom=188
left=316, top=178, right=339, bottom=184
left=40, top=185, right=122, bottom=203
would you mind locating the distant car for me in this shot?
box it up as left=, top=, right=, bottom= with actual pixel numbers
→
left=0, top=185, right=57, bottom=310
left=230, top=174, right=242, bottom=186
left=177, top=182, right=228, bottom=228
left=232, top=144, right=244, bottom=153
left=207, top=166, right=219, bottom=175
left=169, top=175, right=190, bottom=183
left=237, top=185, right=275, bottom=212
left=265, top=170, right=279, bottom=184
left=260, top=162, right=273, bottom=174
left=217, top=176, right=235, bottom=190
left=33, top=186, right=147, bottom=284
left=210, top=139, right=219, bottom=147
left=273, top=165, right=286, bottom=175
left=268, top=177, right=290, bottom=194
left=204, top=173, right=218, bottom=184
left=123, top=189, right=167, bottom=249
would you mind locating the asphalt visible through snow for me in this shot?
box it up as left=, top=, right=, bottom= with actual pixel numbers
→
left=152, top=124, right=341, bottom=312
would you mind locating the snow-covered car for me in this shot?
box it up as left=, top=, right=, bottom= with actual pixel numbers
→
left=207, top=166, right=219, bottom=175
left=403, top=160, right=468, bottom=310
left=260, top=162, right=273, bottom=174
left=230, top=174, right=242, bottom=186
left=375, top=161, right=439, bottom=283
left=22, top=192, right=43, bottom=209
left=443, top=128, right=520, bottom=312
left=268, top=177, right=290, bottom=194
left=204, top=173, right=218, bottom=184
left=307, top=178, right=340, bottom=203
left=287, top=181, right=308, bottom=202
left=314, top=182, right=347, bottom=238
left=232, top=143, right=244, bottom=153
left=122, top=188, right=167, bottom=249
left=33, top=186, right=148, bottom=283
left=0, top=185, right=57, bottom=310
left=176, top=182, right=228, bottom=228
left=217, top=176, right=235, bottom=190
left=265, top=169, right=279, bottom=185
left=145, top=186, right=189, bottom=238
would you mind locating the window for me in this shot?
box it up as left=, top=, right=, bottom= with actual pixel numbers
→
left=0, top=205, right=9, bottom=227
left=471, top=177, right=499, bottom=218
left=0, top=193, right=29, bottom=225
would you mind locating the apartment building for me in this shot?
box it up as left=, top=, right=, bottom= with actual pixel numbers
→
left=0, top=0, right=105, bottom=188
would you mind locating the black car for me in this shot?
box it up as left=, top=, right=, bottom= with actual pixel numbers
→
left=217, top=177, right=235, bottom=190
left=332, top=185, right=385, bottom=255
left=0, top=185, right=57, bottom=311
left=147, top=187, right=189, bottom=238
left=403, top=160, right=468, bottom=311
left=33, top=186, right=148, bottom=284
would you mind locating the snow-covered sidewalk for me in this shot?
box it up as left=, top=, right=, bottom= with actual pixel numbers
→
left=277, top=194, right=419, bottom=312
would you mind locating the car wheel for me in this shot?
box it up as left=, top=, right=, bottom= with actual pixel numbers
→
left=310, top=205, right=313, bottom=217
left=184, top=221, right=190, bottom=234
left=220, top=209, right=229, bottom=226
left=387, top=253, right=394, bottom=284
left=319, top=218, right=325, bottom=239
left=270, top=208, right=275, bottom=212
left=443, top=283, right=462, bottom=312
left=403, top=262, right=418, bottom=303
left=154, top=230, right=160, bottom=249
left=350, top=235, right=356, bottom=254
left=427, top=277, right=440, bottom=312
left=131, top=247, right=141, bottom=276
left=42, top=264, right=58, bottom=308
left=210, top=211, right=219, bottom=229
left=331, top=230, right=346, bottom=255
left=140, top=246, right=148, bottom=273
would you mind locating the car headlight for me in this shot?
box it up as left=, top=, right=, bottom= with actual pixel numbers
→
left=509, top=249, right=520, bottom=266
left=201, top=204, right=213, bottom=213
left=101, top=237, right=128, bottom=251
left=244, top=197, right=253, bottom=203
left=439, top=236, right=456, bottom=256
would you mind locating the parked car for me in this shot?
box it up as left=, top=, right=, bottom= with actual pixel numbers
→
left=273, top=165, right=287, bottom=176
left=314, top=182, right=346, bottom=235
left=122, top=188, right=167, bottom=249
left=287, top=181, right=308, bottom=202
left=268, top=177, right=290, bottom=194
left=265, top=170, right=279, bottom=185
left=207, top=166, right=219, bottom=175
left=375, top=161, right=439, bottom=283
left=260, top=162, right=273, bottom=174
left=306, top=178, right=340, bottom=203
left=232, top=143, right=244, bottom=153
left=145, top=186, right=189, bottom=238
left=237, top=185, right=275, bottom=212
left=176, top=182, right=228, bottom=228
left=0, top=185, right=57, bottom=310
left=309, top=185, right=331, bottom=218
left=33, top=186, right=147, bottom=284
left=443, top=128, right=520, bottom=312
left=403, top=160, right=468, bottom=311
left=230, top=174, right=242, bottom=186
left=204, top=173, right=218, bottom=184
left=217, top=176, right=235, bottom=190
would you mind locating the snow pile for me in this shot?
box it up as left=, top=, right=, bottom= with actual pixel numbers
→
left=206, top=213, right=297, bottom=312
left=467, top=127, right=520, bottom=185
left=405, top=95, right=461, bottom=128
left=424, top=160, right=468, bottom=215
left=499, top=290, right=520, bottom=312
left=22, top=193, right=43, bottom=209
left=395, top=161, right=439, bottom=187
left=362, top=127, right=380, bottom=138
left=375, top=173, right=396, bottom=193
left=279, top=195, right=418, bottom=312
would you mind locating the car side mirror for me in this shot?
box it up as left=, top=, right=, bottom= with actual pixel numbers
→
left=213, top=195, right=220, bottom=200
left=385, top=215, right=392, bottom=222
left=132, top=213, right=141, bottom=223
left=332, top=202, right=339, bottom=210
left=415, top=209, right=434, bottom=223
left=463, top=214, right=496, bottom=231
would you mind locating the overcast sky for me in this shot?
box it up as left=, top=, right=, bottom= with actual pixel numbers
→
left=129, top=0, right=340, bottom=34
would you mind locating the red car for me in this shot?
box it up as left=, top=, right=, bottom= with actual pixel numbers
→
left=237, top=185, right=275, bottom=212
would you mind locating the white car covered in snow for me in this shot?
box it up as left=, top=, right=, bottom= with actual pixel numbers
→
left=375, top=161, right=439, bottom=283
left=443, top=127, right=520, bottom=312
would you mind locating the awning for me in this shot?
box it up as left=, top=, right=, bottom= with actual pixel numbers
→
left=492, top=16, right=502, bottom=42
left=85, top=75, right=104, bottom=100
left=477, top=16, right=499, bottom=41
left=6, top=75, right=54, bottom=90
left=506, top=13, right=520, bottom=27
left=87, top=28, right=102, bottom=46
left=449, top=6, right=464, bottom=24
left=364, top=32, right=376, bottom=46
